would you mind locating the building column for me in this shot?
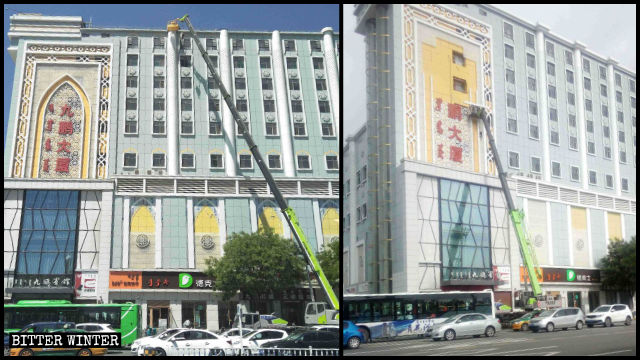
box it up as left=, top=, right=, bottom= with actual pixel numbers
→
left=220, top=30, right=237, bottom=177
left=170, top=299, right=182, bottom=328
left=272, top=30, right=295, bottom=177
left=155, top=198, right=162, bottom=268
left=186, top=197, right=195, bottom=268
left=166, top=21, right=180, bottom=176
left=122, top=197, right=130, bottom=268
left=97, top=190, right=113, bottom=303
left=206, top=299, right=219, bottom=331
left=535, top=23, right=552, bottom=182
left=322, top=27, right=340, bottom=140
left=573, top=42, right=589, bottom=190
left=606, top=59, right=622, bottom=197
left=141, top=300, right=148, bottom=330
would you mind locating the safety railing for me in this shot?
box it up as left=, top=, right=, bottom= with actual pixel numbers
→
left=142, top=346, right=340, bottom=356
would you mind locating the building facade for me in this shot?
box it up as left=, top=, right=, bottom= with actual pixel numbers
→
left=344, top=4, right=636, bottom=313
left=4, top=13, right=339, bottom=329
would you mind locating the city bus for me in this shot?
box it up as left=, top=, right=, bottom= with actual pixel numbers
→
left=4, top=300, right=141, bottom=346
left=344, top=290, right=495, bottom=341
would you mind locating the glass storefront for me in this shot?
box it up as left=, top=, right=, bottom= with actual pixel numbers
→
left=439, top=179, right=491, bottom=282
left=182, top=301, right=207, bottom=329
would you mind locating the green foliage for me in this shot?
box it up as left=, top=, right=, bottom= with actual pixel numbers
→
left=317, top=237, right=339, bottom=292
left=598, top=236, right=636, bottom=294
left=204, top=230, right=306, bottom=305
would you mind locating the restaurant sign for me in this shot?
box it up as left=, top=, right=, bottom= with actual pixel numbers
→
left=109, top=271, right=214, bottom=290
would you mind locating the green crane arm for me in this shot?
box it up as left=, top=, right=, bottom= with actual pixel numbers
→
left=177, top=15, right=339, bottom=310
left=468, top=104, right=542, bottom=297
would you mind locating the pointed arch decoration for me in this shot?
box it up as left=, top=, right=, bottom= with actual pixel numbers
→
left=320, top=200, right=339, bottom=247
left=194, top=199, right=222, bottom=269
left=257, top=199, right=284, bottom=236
left=129, top=197, right=155, bottom=269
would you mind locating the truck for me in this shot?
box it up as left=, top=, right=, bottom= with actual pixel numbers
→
left=174, top=15, right=339, bottom=326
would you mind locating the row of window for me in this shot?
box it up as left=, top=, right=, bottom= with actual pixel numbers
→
left=507, top=151, right=631, bottom=191
left=122, top=152, right=338, bottom=171
left=128, top=36, right=332, bottom=53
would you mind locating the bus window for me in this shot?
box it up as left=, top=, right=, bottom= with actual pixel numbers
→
left=371, top=301, right=381, bottom=322
left=404, top=302, right=414, bottom=320
left=394, top=301, right=404, bottom=321
left=380, top=300, right=393, bottom=322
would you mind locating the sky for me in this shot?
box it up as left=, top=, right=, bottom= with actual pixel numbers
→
left=3, top=4, right=339, bottom=147
left=344, top=4, right=636, bottom=138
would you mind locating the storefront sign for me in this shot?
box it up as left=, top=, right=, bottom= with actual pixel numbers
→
left=13, top=274, right=73, bottom=288
left=519, top=267, right=601, bottom=284
left=109, top=271, right=213, bottom=290
left=493, top=266, right=511, bottom=290
left=432, top=99, right=475, bottom=172
left=448, top=268, right=493, bottom=281
left=75, top=272, right=97, bottom=297
left=109, top=271, right=142, bottom=289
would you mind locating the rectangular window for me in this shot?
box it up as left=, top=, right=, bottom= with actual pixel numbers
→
left=180, top=55, right=191, bottom=67
left=507, top=117, right=518, bottom=133
left=600, top=84, right=607, bottom=97
left=126, top=98, right=137, bottom=111
left=236, top=100, right=247, bottom=112
left=569, top=135, right=577, bottom=150
left=265, top=122, right=278, bottom=135
left=153, top=98, right=165, bottom=111
left=547, top=62, right=555, bottom=76
left=616, top=91, right=622, bottom=103
left=550, top=130, right=559, bottom=145
left=531, top=156, right=541, bottom=173
left=632, top=97, right=636, bottom=108
left=504, top=44, right=514, bottom=60
left=208, top=56, right=218, bottom=70
left=615, top=73, right=622, bottom=87
left=508, top=151, right=519, bottom=169
left=154, top=55, right=165, bottom=67
left=529, top=101, right=538, bottom=115
left=268, top=154, right=281, bottom=169
left=529, top=124, right=539, bottom=139
left=506, top=69, right=515, bottom=84
left=548, top=85, right=556, bottom=99
left=566, top=70, right=574, bottom=84
left=453, top=78, right=467, bottom=92
left=326, top=155, right=339, bottom=170
left=604, top=146, right=611, bottom=159
left=546, top=41, right=554, bottom=57
left=262, top=78, right=273, bottom=90
left=603, top=125, right=610, bottom=138
left=599, top=65, right=607, bottom=80
left=312, top=57, right=324, bottom=70
left=291, top=100, right=303, bottom=112
left=527, top=77, right=536, bottom=91
left=602, top=104, right=608, bottom=117
left=620, top=151, right=627, bottom=163
left=452, top=51, right=465, bottom=66
left=552, top=161, right=561, bottom=178
left=181, top=37, right=191, bottom=50
left=527, top=53, right=536, bottom=68
left=571, top=166, right=580, bottom=181
left=181, top=99, right=192, bottom=111
left=239, top=154, right=252, bottom=169
left=260, top=57, right=271, bottom=69
left=621, top=178, right=629, bottom=192
left=589, top=171, right=597, bottom=185
left=210, top=154, right=223, bottom=168
left=235, top=77, right=246, bottom=90
left=618, top=131, right=625, bottom=143
left=126, top=76, right=137, bottom=88
left=605, top=174, right=613, bottom=188
left=124, top=153, right=137, bottom=167
left=318, top=101, right=331, bottom=113
left=232, top=39, right=243, bottom=51
left=322, top=123, right=334, bottom=136
left=617, top=111, right=623, bottom=123
left=293, top=122, right=306, bottom=136
left=206, top=38, right=217, bottom=51
left=127, top=36, right=138, bottom=49
left=263, top=100, right=275, bottom=112
left=525, top=32, right=535, bottom=49
left=181, top=154, right=194, bottom=168
left=503, top=22, right=513, bottom=40
left=588, top=141, right=595, bottom=154
left=585, top=99, right=592, bottom=111
left=630, top=80, right=636, bottom=92
left=258, top=39, right=270, bottom=51
left=233, top=56, right=244, bottom=69
left=209, top=121, right=221, bottom=135
left=181, top=119, right=193, bottom=134
left=565, top=50, right=573, bottom=65
left=568, top=92, right=575, bottom=105
left=310, top=40, right=322, bottom=52
left=585, top=119, right=593, bottom=132
left=289, top=78, right=300, bottom=90
left=152, top=153, right=165, bottom=168
left=297, top=155, right=310, bottom=169
left=507, top=93, right=516, bottom=108
left=208, top=77, right=218, bottom=90
left=181, top=77, right=192, bottom=89
left=569, top=114, right=577, bottom=128
left=583, top=58, right=590, bottom=72
left=153, top=37, right=165, bottom=50
left=209, top=98, right=220, bottom=112
left=284, top=40, right=296, bottom=52
left=316, top=79, right=327, bottom=91
left=584, top=77, right=591, bottom=91
left=153, top=119, right=165, bottom=134
left=127, top=54, right=138, bottom=66
left=549, top=108, right=557, bottom=121
left=286, top=57, right=297, bottom=69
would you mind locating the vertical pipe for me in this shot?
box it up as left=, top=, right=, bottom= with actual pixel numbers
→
left=272, top=30, right=295, bottom=177
left=535, top=23, right=551, bottom=182
left=166, top=22, right=180, bottom=175
left=220, top=29, right=237, bottom=176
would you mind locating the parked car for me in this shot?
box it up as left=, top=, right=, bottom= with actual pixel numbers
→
left=76, top=323, right=116, bottom=333
left=261, top=329, right=338, bottom=349
left=529, top=307, right=585, bottom=333
left=132, top=328, right=187, bottom=355
left=429, top=313, right=500, bottom=341
left=219, top=328, right=253, bottom=342
left=232, top=329, right=288, bottom=353
left=141, top=329, right=230, bottom=356
left=342, top=321, right=365, bottom=349
left=510, top=309, right=544, bottom=331
left=585, top=304, right=633, bottom=327
left=312, top=325, right=339, bottom=333
left=9, top=328, right=107, bottom=356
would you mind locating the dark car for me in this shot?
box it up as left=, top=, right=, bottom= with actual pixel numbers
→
left=260, top=330, right=338, bottom=349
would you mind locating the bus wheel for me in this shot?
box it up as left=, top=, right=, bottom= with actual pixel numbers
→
left=77, top=348, right=92, bottom=356
left=19, top=349, right=34, bottom=356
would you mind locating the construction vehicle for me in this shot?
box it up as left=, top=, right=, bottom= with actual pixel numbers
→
left=466, top=103, right=543, bottom=309
left=175, top=15, right=339, bottom=325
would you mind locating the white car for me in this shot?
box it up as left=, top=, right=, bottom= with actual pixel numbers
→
left=219, top=328, right=253, bottom=342
left=140, top=329, right=231, bottom=356
left=232, top=329, right=288, bottom=353
left=132, top=328, right=186, bottom=355
left=586, top=304, right=634, bottom=327
left=76, top=323, right=115, bottom=332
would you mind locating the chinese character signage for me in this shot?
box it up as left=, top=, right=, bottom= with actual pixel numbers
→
left=519, top=267, right=601, bottom=284
left=447, top=268, right=494, bottom=281
left=75, top=272, right=97, bottom=297
left=13, top=274, right=73, bottom=288
left=37, top=83, right=85, bottom=178
left=432, top=99, right=474, bottom=171
left=108, top=271, right=214, bottom=290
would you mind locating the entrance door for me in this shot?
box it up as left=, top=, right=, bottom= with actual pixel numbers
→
left=588, top=291, right=600, bottom=313
left=567, top=291, right=582, bottom=309
left=148, top=306, right=170, bottom=331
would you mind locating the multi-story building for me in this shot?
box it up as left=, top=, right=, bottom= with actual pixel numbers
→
left=344, top=4, right=635, bottom=313
left=4, top=13, right=339, bottom=329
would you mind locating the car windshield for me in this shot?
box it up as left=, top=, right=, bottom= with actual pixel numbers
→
left=593, top=306, right=611, bottom=313
left=284, top=331, right=306, bottom=341
left=442, top=316, right=459, bottom=324
left=538, top=310, right=556, bottom=317
left=158, top=329, right=180, bottom=340
left=242, top=331, right=257, bottom=339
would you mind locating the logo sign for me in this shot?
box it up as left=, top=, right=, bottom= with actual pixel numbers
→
left=75, top=272, right=97, bottom=297
left=178, top=273, right=193, bottom=288
left=566, top=269, right=576, bottom=282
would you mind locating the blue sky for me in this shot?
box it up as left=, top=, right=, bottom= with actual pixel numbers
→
left=3, top=4, right=339, bottom=147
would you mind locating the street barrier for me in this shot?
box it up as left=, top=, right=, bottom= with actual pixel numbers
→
left=143, top=346, right=340, bottom=356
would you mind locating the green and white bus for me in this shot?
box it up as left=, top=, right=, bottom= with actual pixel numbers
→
left=4, top=300, right=141, bottom=346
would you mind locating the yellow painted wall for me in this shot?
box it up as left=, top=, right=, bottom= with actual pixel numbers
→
left=571, top=207, right=587, bottom=229
left=607, top=212, right=622, bottom=242
left=421, top=37, right=479, bottom=171
left=195, top=206, right=220, bottom=234
left=571, top=207, right=589, bottom=267
left=129, top=205, right=155, bottom=269
left=194, top=206, right=221, bottom=270
left=258, top=207, right=284, bottom=236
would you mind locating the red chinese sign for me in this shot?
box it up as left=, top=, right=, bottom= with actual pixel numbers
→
left=432, top=98, right=473, bottom=170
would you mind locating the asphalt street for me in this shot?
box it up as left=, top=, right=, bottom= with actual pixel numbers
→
left=345, top=322, right=636, bottom=356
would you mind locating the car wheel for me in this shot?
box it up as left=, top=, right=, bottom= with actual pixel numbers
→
left=210, top=348, right=226, bottom=356
left=157, top=348, right=167, bottom=356
left=521, top=323, right=529, bottom=331
left=444, top=329, right=456, bottom=341
left=625, top=316, right=632, bottom=326
left=348, top=336, right=361, bottom=349
left=576, top=321, right=583, bottom=330
left=485, top=326, right=495, bottom=337
left=77, top=348, right=92, bottom=356
left=605, top=317, right=612, bottom=327
left=546, top=322, right=554, bottom=332
left=19, top=349, right=35, bottom=356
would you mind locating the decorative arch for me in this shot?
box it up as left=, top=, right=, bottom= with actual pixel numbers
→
left=257, top=200, right=284, bottom=236
left=320, top=200, right=339, bottom=247
left=129, top=198, right=155, bottom=268
left=31, top=75, right=92, bottom=179
left=194, top=199, right=221, bottom=269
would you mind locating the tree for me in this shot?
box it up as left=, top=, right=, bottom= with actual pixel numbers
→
left=317, top=237, right=339, bottom=294
left=204, top=230, right=306, bottom=311
left=598, top=236, right=636, bottom=303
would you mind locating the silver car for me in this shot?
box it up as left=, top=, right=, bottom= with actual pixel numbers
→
left=429, top=313, right=500, bottom=341
left=528, top=307, right=585, bottom=333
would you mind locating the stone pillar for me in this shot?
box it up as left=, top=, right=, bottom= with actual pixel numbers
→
left=535, top=23, right=552, bottom=182
left=141, top=300, right=148, bottom=330
left=573, top=42, right=589, bottom=190
left=606, top=59, right=622, bottom=197
left=220, top=30, right=237, bottom=176
left=272, top=30, right=295, bottom=177
left=206, top=300, right=219, bottom=331
left=322, top=27, right=340, bottom=140
left=96, top=190, right=113, bottom=303
left=170, top=299, right=182, bottom=329
left=166, top=21, right=180, bottom=176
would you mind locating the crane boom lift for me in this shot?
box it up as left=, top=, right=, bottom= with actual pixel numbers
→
left=467, top=103, right=542, bottom=304
left=175, top=15, right=339, bottom=312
